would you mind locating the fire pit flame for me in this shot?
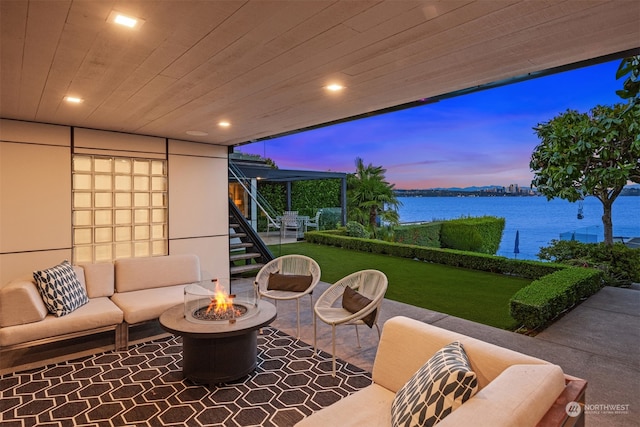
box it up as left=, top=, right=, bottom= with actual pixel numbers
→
left=205, top=287, right=239, bottom=317
left=184, top=279, right=259, bottom=324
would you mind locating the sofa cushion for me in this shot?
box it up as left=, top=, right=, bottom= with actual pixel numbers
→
left=33, top=261, right=89, bottom=317
left=267, top=272, right=313, bottom=292
left=295, top=383, right=393, bottom=427
left=110, top=285, right=186, bottom=324
left=0, top=297, right=123, bottom=347
left=114, top=254, right=200, bottom=293
left=342, top=286, right=376, bottom=328
left=391, top=341, right=478, bottom=427
left=0, top=279, right=48, bottom=327
left=436, top=364, right=566, bottom=427
left=80, top=262, right=115, bottom=298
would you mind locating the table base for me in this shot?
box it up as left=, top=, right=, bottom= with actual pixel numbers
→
left=182, top=330, right=258, bottom=384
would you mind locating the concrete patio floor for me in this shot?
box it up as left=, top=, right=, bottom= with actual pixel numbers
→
left=233, top=279, right=639, bottom=427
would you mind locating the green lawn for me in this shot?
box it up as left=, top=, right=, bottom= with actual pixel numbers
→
left=270, top=243, right=531, bottom=330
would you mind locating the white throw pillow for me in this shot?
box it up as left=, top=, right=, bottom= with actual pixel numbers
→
left=33, top=260, right=89, bottom=317
left=391, top=341, right=478, bottom=427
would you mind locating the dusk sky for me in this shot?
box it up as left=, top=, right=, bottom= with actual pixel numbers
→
left=239, top=59, right=624, bottom=190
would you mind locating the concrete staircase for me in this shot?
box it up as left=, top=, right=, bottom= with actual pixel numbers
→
left=229, top=199, right=274, bottom=277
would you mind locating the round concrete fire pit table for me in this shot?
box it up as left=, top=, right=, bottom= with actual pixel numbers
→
left=159, top=300, right=277, bottom=384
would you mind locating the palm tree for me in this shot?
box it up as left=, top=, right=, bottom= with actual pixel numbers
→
left=347, top=157, right=401, bottom=235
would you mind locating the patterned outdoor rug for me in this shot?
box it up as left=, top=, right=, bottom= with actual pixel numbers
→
left=0, top=328, right=371, bottom=426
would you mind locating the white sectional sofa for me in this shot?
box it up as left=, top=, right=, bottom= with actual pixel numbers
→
left=296, top=316, right=586, bottom=427
left=0, top=254, right=202, bottom=370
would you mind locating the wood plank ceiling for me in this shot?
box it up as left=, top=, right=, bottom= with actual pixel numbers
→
left=1, top=0, right=638, bottom=147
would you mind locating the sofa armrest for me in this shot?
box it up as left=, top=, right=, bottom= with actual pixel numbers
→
left=0, top=280, right=48, bottom=327
left=437, top=364, right=566, bottom=427
left=537, top=375, right=587, bottom=427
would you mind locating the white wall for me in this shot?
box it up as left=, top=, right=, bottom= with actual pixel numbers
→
left=168, top=139, right=230, bottom=283
left=0, top=121, right=72, bottom=282
left=0, top=119, right=230, bottom=285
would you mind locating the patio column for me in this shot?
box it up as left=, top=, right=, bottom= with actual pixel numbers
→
left=341, top=177, right=347, bottom=226
left=286, top=181, right=292, bottom=210
left=250, top=178, right=258, bottom=231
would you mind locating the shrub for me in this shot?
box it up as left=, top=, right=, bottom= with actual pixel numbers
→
left=510, top=267, right=603, bottom=329
left=538, top=240, right=640, bottom=286
left=393, top=223, right=441, bottom=248
left=440, top=216, right=505, bottom=254
left=345, top=221, right=370, bottom=238
left=374, top=225, right=396, bottom=242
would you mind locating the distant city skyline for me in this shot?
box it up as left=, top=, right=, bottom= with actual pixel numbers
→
left=239, top=58, right=625, bottom=189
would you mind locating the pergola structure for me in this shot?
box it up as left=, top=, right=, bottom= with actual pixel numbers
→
left=229, top=154, right=348, bottom=226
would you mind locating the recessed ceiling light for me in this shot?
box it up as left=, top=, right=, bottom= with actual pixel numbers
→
left=108, top=11, right=144, bottom=29
left=325, top=84, right=345, bottom=92
left=64, top=96, right=84, bottom=104
left=218, top=121, right=231, bottom=128
left=186, top=130, right=208, bottom=136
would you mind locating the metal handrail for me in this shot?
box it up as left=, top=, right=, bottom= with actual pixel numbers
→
left=228, top=161, right=280, bottom=230
left=228, top=198, right=274, bottom=264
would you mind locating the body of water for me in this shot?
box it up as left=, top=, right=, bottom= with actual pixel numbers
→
left=397, top=195, right=640, bottom=260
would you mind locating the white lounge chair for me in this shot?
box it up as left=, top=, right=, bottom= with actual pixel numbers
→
left=313, top=269, right=388, bottom=375
left=254, top=255, right=321, bottom=338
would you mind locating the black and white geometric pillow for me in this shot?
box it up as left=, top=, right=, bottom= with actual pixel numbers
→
left=391, top=341, right=478, bottom=427
left=33, top=260, right=89, bottom=317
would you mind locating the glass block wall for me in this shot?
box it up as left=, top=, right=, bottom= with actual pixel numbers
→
left=72, top=155, right=168, bottom=263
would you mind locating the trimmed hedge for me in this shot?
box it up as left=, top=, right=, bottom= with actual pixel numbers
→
left=509, top=268, right=603, bottom=329
left=440, top=216, right=505, bottom=254
left=305, top=231, right=563, bottom=279
left=393, top=223, right=442, bottom=248
left=305, top=230, right=604, bottom=331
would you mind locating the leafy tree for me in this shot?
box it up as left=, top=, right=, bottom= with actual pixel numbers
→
left=347, top=157, right=401, bottom=236
left=616, top=55, right=640, bottom=111
left=616, top=55, right=640, bottom=184
left=530, top=103, right=640, bottom=245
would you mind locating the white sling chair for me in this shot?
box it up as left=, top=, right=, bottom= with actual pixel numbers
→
left=313, top=269, right=388, bottom=376
left=254, top=255, right=321, bottom=338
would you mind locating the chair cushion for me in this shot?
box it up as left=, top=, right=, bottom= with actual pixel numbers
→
left=391, top=341, right=478, bottom=427
left=33, top=261, right=89, bottom=317
left=342, top=286, right=375, bottom=327
left=267, top=272, right=313, bottom=292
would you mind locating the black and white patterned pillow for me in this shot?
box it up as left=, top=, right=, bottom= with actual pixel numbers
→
left=33, top=260, right=89, bottom=317
left=391, top=341, right=478, bottom=427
